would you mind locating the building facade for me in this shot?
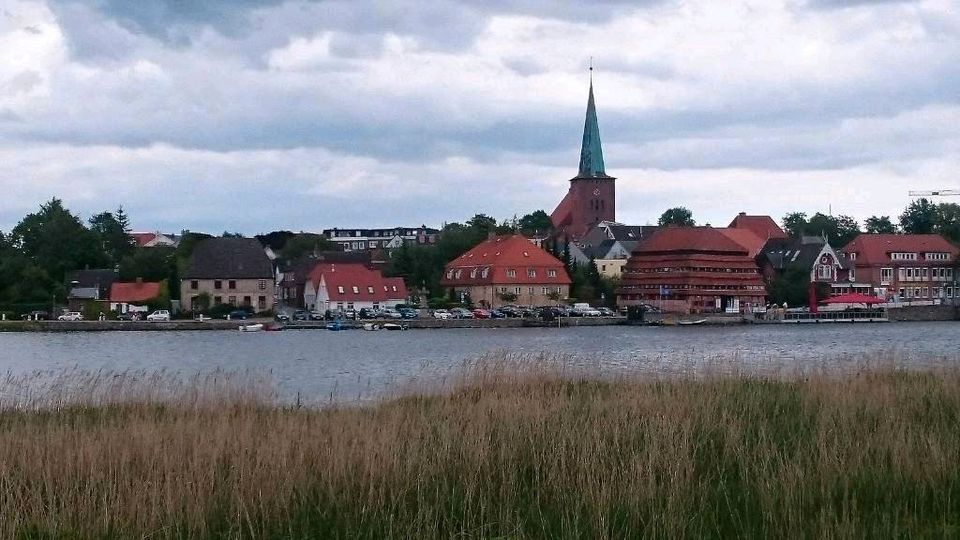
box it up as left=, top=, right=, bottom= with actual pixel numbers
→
left=550, top=77, right=616, bottom=241
left=303, top=263, right=407, bottom=312
left=180, top=237, right=275, bottom=313
left=838, top=234, right=959, bottom=303
left=441, top=235, right=571, bottom=308
left=322, top=226, right=439, bottom=253
left=617, top=227, right=767, bottom=313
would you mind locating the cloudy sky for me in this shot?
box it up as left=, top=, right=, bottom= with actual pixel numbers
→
left=1, top=0, right=958, bottom=234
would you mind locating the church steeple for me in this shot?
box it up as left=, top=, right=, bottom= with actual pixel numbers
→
left=577, top=73, right=606, bottom=178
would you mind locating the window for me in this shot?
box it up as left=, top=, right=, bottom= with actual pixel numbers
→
left=455, top=269, right=462, bottom=279
left=337, top=286, right=345, bottom=294
left=243, top=296, right=251, bottom=306
left=481, top=267, right=489, bottom=278
left=922, top=268, right=929, bottom=280
left=258, top=296, right=266, bottom=310
left=352, top=286, right=359, bottom=294
left=548, top=269, right=557, bottom=278
left=527, top=268, right=536, bottom=278
left=446, top=269, right=454, bottom=279
left=849, top=253, right=857, bottom=261
left=258, top=280, right=266, bottom=290
left=898, top=268, right=906, bottom=281
left=214, top=296, right=222, bottom=305
left=880, top=268, right=893, bottom=284
left=514, top=287, right=521, bottom=294
left=470, top=268, right=477, bottom=278
left=369, top=241, right=377, bottom=248
left=228, top=296, right=237, bottom=306
left=817, top=265, right=832, bottom=280
left=190, top=280, right=199, bottom=290
left=849, top=267, right=855, bottom=281
left=214, top=280, right=222, bottom=289
left=336, top=302, right=343, bottom=310
left=906, top=268, right=914, bottom=280
left=506, top=269, right=517, bottom=278
left=347, top=302, right=354, bottom=310
left=542, top=287, right=549, bottom=294
left=368, top=286, right=374, bottom=294
left=391, top=286, right=397, bottom=292
left=228, top=280, right=236, bottom=290
left=528, top=287, right=534, bottom=294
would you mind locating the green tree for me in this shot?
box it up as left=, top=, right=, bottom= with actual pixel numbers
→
left=11, top=199, right=107, bottom=284
left=658, top=207, right=695, bottom=227
left=864, top=216, right=897, bottom=234
left=900, top=198, right=937, bottom=234
left=782, top=212, right=860, bottom=247
left=118, top=246, right=176, bottom=282
left=89, top=209, right=134, bottom=265
left=935, top=203, right=960, bottom=243
left=518, top=210, right=553, bottom=235
left=278, top=233, right=339, bottom=263
left=781, top=212, right=808, bottom=238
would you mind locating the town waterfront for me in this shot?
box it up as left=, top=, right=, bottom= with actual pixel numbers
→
left=2, top=322, right=956, bottom=403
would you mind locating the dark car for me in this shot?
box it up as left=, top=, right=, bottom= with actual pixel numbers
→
left=597, top=307, right=616, bottom=317
left=399, top=308, right=419, bottom=319
left=274, top=312, right=291, bottom=322
left=292, top=310, right=310, bottom=321
left=344, top=309, right=357, bottom=320
left=228, top=310, right=248, bottom=320
left=116, top=312, right=136, bottom=321
left=489, top=309, right=506, bottom=319
left=358, top=308, right=378, bottom=319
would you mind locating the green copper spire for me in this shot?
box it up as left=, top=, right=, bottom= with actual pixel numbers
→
left=577, top=74, right=606, bottom=178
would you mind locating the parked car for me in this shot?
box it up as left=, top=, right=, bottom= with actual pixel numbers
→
left=274, top=312, right=290, bottom=322
left=116, top=312, right=136, bottom=321
left=571, top=305, right=602, bottom=317
left=489, top=309, right=506, bottom=319
left=398, top=308, right=419, bottom=319
left=450, top=307, right=474, bottom=319
left=146, top=310, right=170, bottom=322
left=471, top=308, right=491, bottom=319
left=228, top=309, right=248, bottom=320
left=57, top=312, right=83, bottom=321
left=309, top=311, right=325, bottom=320
left=292, top=310, right=310, bottom=321
left=358, top=308, right=379, bottom=319
left=432, top=309, right=452, bottom=320
left=379, top=308, right=403, bottom=319
left=343, top=309, right=357, bottom=320
left=597, top=307, right=616, bottom=317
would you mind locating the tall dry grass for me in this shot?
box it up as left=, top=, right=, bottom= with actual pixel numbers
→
left=1, top=353, right=959, bottom=538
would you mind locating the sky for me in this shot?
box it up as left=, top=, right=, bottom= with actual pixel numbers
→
left=1, top=0, right=958, bottom=235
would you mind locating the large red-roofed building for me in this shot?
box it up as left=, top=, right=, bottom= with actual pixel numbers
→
left=617, top=226, right=767, bottom=313
left=441, top=235, right=571, bottom=308
left=838, top=234, right=959, bottom=302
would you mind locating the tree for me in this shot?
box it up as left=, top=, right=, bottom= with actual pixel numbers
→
left=89, top=210, right=135, bottom=265
left=118, top=246, right=176, bottom=282
left=658, top=207, right=695, bottom=227
left=935, top=203, right=960, bottom=243
left=782, top=212, right=808, bottom=238
left=11, top=199, right=107, bottom=284
left=518, top=210, right=553, bottom=235
left=278, top=233, right=339, bottom=263
left=865, top=216, right=897, bottom=234
left=255, top=230, right=296, bottom=252
left=900, top=198, right=937, bottom=234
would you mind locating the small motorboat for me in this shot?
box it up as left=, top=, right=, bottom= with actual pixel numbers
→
left=362, top=323, right=381, bottom=331
left=239, top=323, right=264, bottom=332
left=382, top=323, right=408, bottom=331
left=677, top=319, right=707, bottom=326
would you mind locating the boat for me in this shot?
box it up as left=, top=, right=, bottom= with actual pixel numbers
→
left=677, top=319, right=707, bottom=326
left=363, top=323, right=381, bottom=331
left=238, top=323, right=264, bottom=332
left=382, top=323, right=408, bottom=331
left=326, top=321, right=344, bottom=331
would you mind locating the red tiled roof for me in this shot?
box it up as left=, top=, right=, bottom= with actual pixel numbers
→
left=718, top=228, right=765, bottom=258
left=634, top=226, right=751, bottom=255
left=442, top=235, right=571, bottom=286
left=550, top=192, right=574, bottom=230
left=310, top=263, right=407, bottom=302
left=130, top=233, right=156, bottom=247
left=841, top=234, right=959, bottom=265
left=727, top=214, right=787, bottom=240
left=110, top=281, right=162, bottom=303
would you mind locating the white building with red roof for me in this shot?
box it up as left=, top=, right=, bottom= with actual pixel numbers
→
left=440, top=235, right=571, bottom=308
left=303, top=263, right=407, bottom=312
left=838, top=234, right=959, bottom=302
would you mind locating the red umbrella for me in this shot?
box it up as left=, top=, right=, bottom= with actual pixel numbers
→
left=821, top=293, right=885, bottom=305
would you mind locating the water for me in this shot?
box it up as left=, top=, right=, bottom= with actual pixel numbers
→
left=1, top=323, right=957, bottom=403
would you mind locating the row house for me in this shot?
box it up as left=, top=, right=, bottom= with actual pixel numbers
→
left=302, top=263, right=407, bottom=312
left=109, top=279, right=163, bottom=314
left=277, top=251, right=371, bottom=308
left=617, top=226, right=767, bottom=314
left=441, top=235, right=571, bottom=308
left=322, top=226, right=439, bottom=253
left=570, top=222, right=658, bottom=278
left=838, top=234, right=959, bottom=303
left=181, top=237, right=276, bottom=313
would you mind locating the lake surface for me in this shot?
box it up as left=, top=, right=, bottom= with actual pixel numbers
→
left=1, top=323, right=957, bottom=403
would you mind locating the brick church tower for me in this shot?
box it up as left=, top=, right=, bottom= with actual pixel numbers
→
left=550, top=75, right=616, bottom=240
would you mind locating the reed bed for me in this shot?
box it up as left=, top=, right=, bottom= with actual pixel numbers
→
left=1, top=353, right=959, bottom=538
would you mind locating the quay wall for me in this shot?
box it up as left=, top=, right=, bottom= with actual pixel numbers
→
left=0, top=320, right=244, bottom=332
left=887, top=305, right=959, bottom=322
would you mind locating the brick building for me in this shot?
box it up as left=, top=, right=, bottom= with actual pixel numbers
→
left=837, top=234, right=959, bottom=302
left=617, top=227, right=767, bottom=313
left=441, top=235, right=571, bottom=308
left=180, top=237, right=275, bottom=313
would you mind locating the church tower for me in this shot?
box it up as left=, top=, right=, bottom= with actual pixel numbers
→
left=550, top=73, right=616, bottom=240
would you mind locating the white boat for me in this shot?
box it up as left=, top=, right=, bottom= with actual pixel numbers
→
left=382, top=323, right=408, bottom=331
left=239, top=323, right=264, bottom=332
left=677, top=319, right=707, bottom=326
left=363, top=323, right=381, bottom=331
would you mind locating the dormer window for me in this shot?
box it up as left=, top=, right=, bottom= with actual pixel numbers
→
left=548, top=269, right=557, bottom=278
left=446, top=269, right=454, bottom=279
left=337, top=286, right=344, bottom=294
left=506, top=269, right=517, bottom=278
left=352, top=286, right=359, bottom=294
left=367, top=286, right=374, bottom=293
left=527, top=268, right=536, bottom=278
left=470, top=268, right=477, bottom=278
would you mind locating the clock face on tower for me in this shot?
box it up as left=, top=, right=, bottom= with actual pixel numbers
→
left=593, top=188, right=600, bottom=196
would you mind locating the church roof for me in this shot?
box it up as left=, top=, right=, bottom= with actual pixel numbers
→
left=576, top=78, right=611, bottom=179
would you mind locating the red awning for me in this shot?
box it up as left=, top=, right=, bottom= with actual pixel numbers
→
left=821, top=293, right=885, bottom=305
